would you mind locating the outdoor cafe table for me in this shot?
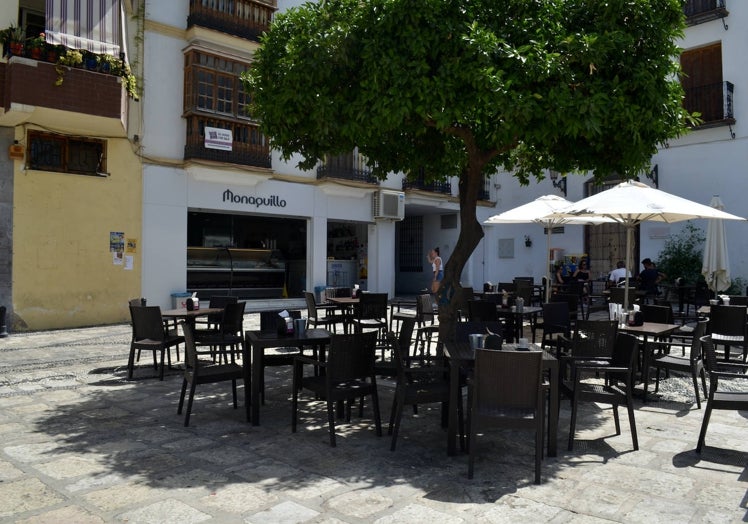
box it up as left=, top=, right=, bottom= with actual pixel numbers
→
left=244, top=329, right=332, bottom=426
left=442, top=341, right=559, bottom=457
left=617, top=321, right=682, bottom=401
left=495, top=305, right=542, bottom=344
left=161, top=307, right=224, bottom=321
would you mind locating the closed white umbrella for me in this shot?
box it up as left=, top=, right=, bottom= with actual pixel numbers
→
left=702, top=195, right=731, bottom=293
left=550, top=181, right=745, bottom=311
left=484, top=195, right=611, bottom=302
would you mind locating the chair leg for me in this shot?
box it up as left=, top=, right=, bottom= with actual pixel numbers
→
left=699, top=368, right=708, bottom=402
left=231, top=379, right=238, bottom=409
left=612, top=404, right=621, bottom=435
left=326, top=400, right=338, bottom=447
left=158, top=349, right=166, bottom=381
left=127, top=346, right=137, bottom=380
left=371, top=388, right=382, bottom=437
left=696, top=400, right=713, bottom=453
left=568, top=389, right=579, bottom=451
left=184, top=380, right=198, bottom=427
left=691, top=369, right=701, bottom=409
left=177, top=378, right=188, bottom=414
left=467, top=415, right=477, bottom=479
left=626, top=400, right=638, bottom=451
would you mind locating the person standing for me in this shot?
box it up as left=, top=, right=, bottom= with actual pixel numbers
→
left=428, top=247, right=443, bottom=293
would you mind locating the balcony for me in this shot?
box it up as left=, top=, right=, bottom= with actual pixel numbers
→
left=684, top=0, right=729, bottom=26
left=402, top=173, right=452, bottom=195
left=684, top=81, right=735, bottom=129
left=187, top=0, right=277, bottom=42
left=184, top=115, right=271, bottom=168
left=317, top=151, right=379, bottom=185
left=0, top=56, right=128, bottom=136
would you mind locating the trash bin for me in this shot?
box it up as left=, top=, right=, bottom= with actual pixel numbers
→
left=171, top=292, right=192, bottom=309
left=314, top=285, right=325, bottom=304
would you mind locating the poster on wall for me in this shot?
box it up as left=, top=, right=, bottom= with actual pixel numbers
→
left=126, top=238, right=137, bottom=253
left=113, top=251, right=123, bottom=265
left=110, top=232, right=125, bottom=252
left=124, top=256, right=133, bottom=270
left=204, top=126, right=233, bottom=151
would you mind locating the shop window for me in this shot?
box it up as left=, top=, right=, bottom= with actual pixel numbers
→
left=27, top=131, right=107, bottom=176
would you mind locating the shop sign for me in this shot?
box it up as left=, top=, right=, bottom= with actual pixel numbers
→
left=222, top=189, right=287, bottom=208
left=205, top=127, right=233, bottom=151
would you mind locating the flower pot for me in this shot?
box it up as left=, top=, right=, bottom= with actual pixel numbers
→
left=9, top=42, right=24, bottom=56
left=85, top=56, right=98, bottom=70
left=45, top=50, right=57, bottom=63
left=29, top=47, right=43, bottom=59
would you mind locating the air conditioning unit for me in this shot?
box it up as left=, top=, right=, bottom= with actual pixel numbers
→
left=372, top=190, right=405, bottom=221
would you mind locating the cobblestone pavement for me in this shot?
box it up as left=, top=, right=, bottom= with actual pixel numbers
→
left=0, top=313, right=746, bottom=523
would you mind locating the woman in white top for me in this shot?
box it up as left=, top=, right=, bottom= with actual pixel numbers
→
left=428, top=247, right=443, bottom=292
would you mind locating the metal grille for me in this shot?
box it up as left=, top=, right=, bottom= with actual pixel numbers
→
left=398, top=216, right=423, bottom=273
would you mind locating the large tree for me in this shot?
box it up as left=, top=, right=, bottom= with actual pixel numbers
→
left=245, top=0, right=691, bottom=339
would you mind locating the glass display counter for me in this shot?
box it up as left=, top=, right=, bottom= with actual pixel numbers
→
left=186, top=247, right=286, bottom=299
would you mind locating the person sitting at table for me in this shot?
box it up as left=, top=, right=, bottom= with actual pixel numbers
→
left=638, top=258, right=666, bottom=297
left=554, top=262, right=568, bottom=285
left=607, top=261, right=631, bottom=288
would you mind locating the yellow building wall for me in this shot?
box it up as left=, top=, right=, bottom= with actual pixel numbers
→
left=12, top=133, right=142, bottom=330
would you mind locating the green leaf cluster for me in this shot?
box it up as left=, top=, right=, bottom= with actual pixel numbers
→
left=245, top=0, right=690, bottom=184
left=656, top=223, right=704, bottom=286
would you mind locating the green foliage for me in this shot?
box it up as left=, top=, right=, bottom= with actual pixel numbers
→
left=656, top=223, right=705, bottom=286
left=245, top=0, right=691, bottom=183
left=726, top=277, right=747, bottom=296
left=245, top=0, right=693, bottom=321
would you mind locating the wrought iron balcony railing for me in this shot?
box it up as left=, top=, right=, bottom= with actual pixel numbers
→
left=187, top=0, right=277, bottom=42
left=684, top=81, right=735, bottom=129
left=402, top=175, right=452, bottom=195
left=684, top=0, right=728, bottom=26
left=317, top=151, right=379, bottom=184
left=184, top=115, right=271, bottom=168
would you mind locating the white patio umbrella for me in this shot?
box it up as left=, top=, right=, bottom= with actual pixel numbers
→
left=549, top=181, right=745, bottom=311
left=484, top=195, right=611, bottom=302
left=702, top=195, right=731, bottom=293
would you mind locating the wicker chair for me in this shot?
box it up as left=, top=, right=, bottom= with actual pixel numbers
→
left=292, top=331, right=381, bottom=447
left=192, top=301, right=246, bottom=363
left=696, top=335, right=748, bottom=452
left=375, top=317, right=416, bottom=378
left=539, top=301, right=571, bottom=349
left=557, top=319, right=618, bottom=396
left=177, top=321, right=246, bottom=427
left=305, top=291, right=345, bottom=333
left=648, top=320, right=708, bottom=408
left=387, top=332, right=458, bottom=451
left=128, top=305, right=184, bottom=380
left=568, top=333, right=639, bottom=451
left=467, top=349, right=545, bottom=483
left=708, top=304, right=748, bottom=361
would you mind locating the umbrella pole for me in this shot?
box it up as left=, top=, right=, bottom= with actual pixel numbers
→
left=546, top=222, right=553, bottom=303
left=624, top=225, right=632, bottom=313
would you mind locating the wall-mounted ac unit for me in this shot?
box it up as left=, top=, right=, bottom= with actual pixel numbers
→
left=372, top=190, right=405, bottom=220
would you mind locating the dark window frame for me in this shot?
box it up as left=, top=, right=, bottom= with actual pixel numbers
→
left=27, top=131, right=107, bottom=176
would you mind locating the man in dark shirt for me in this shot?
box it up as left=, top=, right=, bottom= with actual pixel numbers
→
left=638, top=258, right=666, bottom=296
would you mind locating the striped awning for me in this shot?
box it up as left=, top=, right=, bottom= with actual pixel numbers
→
left=45, top=0, right=122, bottom=56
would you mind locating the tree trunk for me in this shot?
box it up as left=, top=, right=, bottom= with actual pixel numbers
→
left=436, top=153, right=490, bottom=346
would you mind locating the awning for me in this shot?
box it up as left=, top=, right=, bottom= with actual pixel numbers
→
left=45, top=0, right=123, bottom=56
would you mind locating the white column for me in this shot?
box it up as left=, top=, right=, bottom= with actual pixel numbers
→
left=367, top=221, right=396, bottom=297
left=309, top=215, right=328, bottom=292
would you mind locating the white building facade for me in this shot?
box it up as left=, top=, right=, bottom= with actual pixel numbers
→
left=140, top=0, right=748, bottom=312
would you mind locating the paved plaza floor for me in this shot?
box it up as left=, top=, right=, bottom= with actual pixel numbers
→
left=0, top=312, right=747, bottom=523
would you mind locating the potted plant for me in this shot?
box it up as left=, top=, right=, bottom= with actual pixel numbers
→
left=54, top=48, right=83, bottom=86
left=26, top=32, right=45, bottom=60
left=5, top=24, right=25, bottom=56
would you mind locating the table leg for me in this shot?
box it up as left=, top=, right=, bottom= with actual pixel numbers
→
left=447, top=359, right=460, bottom=456
left=251, top=341, right=262, bottom=425
left=547, top=361, right=558, bottom=457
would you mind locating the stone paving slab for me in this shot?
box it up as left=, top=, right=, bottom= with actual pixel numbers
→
left=0, top=314, right=746, bottom=523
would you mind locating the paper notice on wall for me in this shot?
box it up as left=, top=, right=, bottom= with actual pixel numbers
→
left=124, top=255, right=134, bottom=270
left=126, top=238, right=137, bottom=253
left=110, top=232, right=125, bottom=252
left=204, top=126, right=233, bottom=151
left=113, top=251, right=124, bottom=265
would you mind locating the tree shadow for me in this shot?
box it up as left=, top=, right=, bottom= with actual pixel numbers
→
left=22, top=364, right=605, bottom=504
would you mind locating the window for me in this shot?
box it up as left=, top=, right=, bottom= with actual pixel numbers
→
left=27, top=131, right=106, bottom=176
left=680, top=43, right=733, bottom=125
left=184, top=50, right=252, bottom=120
left=398, top=216, right=424, bottom=273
